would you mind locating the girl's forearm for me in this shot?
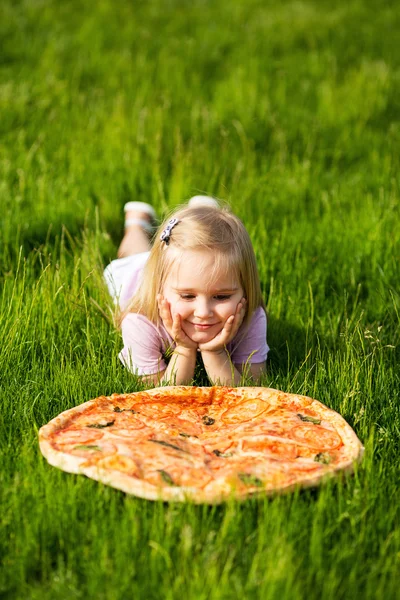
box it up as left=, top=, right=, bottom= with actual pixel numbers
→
left=161, top=345, right=197, bottom=385
left=201, top=349, right=242, bottom=386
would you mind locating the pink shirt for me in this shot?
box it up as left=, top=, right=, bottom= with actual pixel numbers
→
left=119, top=306, right=269, bottom=376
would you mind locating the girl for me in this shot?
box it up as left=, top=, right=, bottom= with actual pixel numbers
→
left=104, top=196, right=269, bottom=385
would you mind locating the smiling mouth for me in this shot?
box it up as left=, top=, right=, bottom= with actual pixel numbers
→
left=191, top=323, right=217, bottom=329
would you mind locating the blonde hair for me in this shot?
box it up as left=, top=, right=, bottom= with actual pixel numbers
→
left=121, top=204, right=265, bottom=326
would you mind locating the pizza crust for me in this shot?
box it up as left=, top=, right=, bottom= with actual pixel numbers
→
left=39, top=386, right=364, bottom=503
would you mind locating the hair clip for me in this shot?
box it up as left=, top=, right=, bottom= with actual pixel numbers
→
left=160, top=218, right=179, bottom=245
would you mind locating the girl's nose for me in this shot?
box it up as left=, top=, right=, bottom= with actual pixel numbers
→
left=194, top=298, right=213, bottom=319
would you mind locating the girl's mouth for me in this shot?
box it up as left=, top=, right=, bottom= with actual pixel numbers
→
left=192, top=323, right=216, bottom=330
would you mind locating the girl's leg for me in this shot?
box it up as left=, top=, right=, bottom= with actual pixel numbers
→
left=117, top=208, right=153, bottom=258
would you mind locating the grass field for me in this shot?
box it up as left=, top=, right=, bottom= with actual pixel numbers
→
left=1, top=0, right=399, bottom=598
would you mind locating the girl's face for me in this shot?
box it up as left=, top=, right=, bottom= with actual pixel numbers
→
left=162, top=249, right=244, bottom=344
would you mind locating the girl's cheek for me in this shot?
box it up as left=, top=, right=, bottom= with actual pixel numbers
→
left=167, top=298, right=181, bottom=318
left=162, top=291, right=180, bottom=318
left=171, top=300, right=189, bottom=319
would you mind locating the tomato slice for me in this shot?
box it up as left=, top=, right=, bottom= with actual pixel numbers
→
left=131, top=402, right=182, bottom=419
left=109, top=428, right=145, bottom=439
left=113, top=414, right=145, bottom=429
left=71, top=411, right=115, bottom=428
left=221, top=399, right=269, bottom=424
left=52, top=428, right=104, bottom=445
left=289, top=425, right=342, bottom=450
left=158, top=417, right=203, bottom=436
left=242, top=436, right=298, bottom=459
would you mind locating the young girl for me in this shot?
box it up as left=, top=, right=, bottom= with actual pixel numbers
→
left=104, top=196, right=269, bottom=385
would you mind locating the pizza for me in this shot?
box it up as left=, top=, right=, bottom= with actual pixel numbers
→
left=39, top=386, right=364, bottom=503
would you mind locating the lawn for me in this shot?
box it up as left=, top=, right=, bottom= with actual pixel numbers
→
left=0, top=0, right=399, bottom=598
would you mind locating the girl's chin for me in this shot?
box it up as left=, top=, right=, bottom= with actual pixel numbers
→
left=183, top=326, right=222, bottom=343
left=191, top=333, right=214, bottom=343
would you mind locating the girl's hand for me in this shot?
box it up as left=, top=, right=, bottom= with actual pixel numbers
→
left=157, top=295, right=198, bottom=350
left=198, top=298, right=247, bottom=354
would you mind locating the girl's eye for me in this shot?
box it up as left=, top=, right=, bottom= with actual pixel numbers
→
left=214, top=295, right=232, bottom=301
left=180, top=294, right=195, bottom=300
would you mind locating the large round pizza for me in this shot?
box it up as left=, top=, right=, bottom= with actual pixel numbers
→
left=39, top=386, right=364, bottom=503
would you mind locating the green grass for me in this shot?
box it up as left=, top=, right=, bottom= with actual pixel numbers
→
left=1, top=0, right=399, bottom=597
